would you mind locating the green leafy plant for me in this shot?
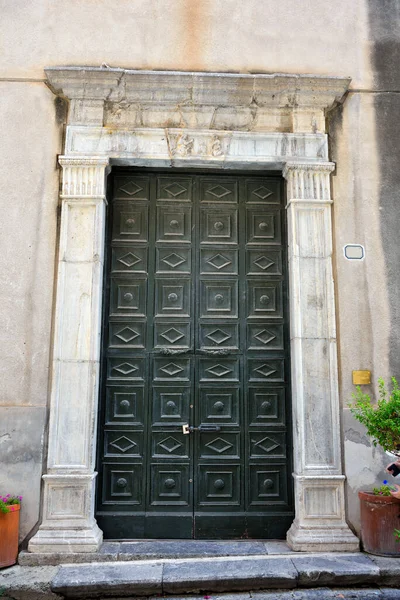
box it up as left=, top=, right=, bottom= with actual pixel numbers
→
left=0, top=494, right=22, bottom=513
left=373, top=484, right=396, bottom=496
left=394, top=529, right=400, bottom=542
left=349, top=377, right=400, bottom=455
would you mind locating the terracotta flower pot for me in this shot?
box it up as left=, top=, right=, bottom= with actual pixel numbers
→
left=0, top=504, right=20, bottom=568
left=359, top=490, right=400, bottom=556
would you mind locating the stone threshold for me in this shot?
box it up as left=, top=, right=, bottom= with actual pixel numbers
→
left=2, top=552, right=399, bottom=599
left=19, top=540, right=293, bottom=566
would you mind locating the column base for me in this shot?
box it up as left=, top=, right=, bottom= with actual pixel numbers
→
left=28, top=522, right=103, bottom=554
left=287, top=520, right=360, bottom=552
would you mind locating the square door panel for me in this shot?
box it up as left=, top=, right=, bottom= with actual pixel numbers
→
left=155, top=279, right=191, bottom=317
left=246, top=209, right=281, bottom=245
left=112, top=202, right=149, bottom=242
left=108, top=357, right=145, bottom=382
left=247, top=281, right=283, bottom=318
left=112, top=247, right=148, bottom=274
left=152, top=387, right=190, bottom=426
left=199, top=358, right=240, bottom=383
left=248, top=359, right=285, bottom=383
left=114, top=177, right=150, bottom=200
left=247, top=324, right=284, bottom=351
left=197, top=465, right=240, bottom=506
left=199, top=433, right=240, bottom=459
left=199, top=323, right=239, bottom=350
left=200, top=209, right=238, bottom=245
left=105, top=385, right=144, bottom=426
left=150, top=465, right=190, bottom=506
left=153, top=357, right=191, bottom=382
left=248, top=465, right=288, bottom=507
left=249, top=432, right=286, bottom=459
left=156, top=248, right=191, bottom=274
left=156, top=177, right=193, bottom=201
left=105, top=430, right=143, bottom=458
left=109, top=321, right=146, bottom=349
left=152, top=432, right=189, bottom=459
left=200, top=249, right=238, bottom=275
left=200, top=281, right=238, bottom=318
left=199, top=388, right=239, bottom=426
left=246, top=250, right=282, bottom=276
left=248, top=388, right=285, bottom=427
left=154, top=322, right=191, bottom=349
left=199, top=179, right=238, bottom=203
left=156, top=206, right=192, bottom=243
left=102, top=463, right=143, bottom=505
left=245, top=179, right=280, bottom=205
left=110, top=278, right=147, bottom=317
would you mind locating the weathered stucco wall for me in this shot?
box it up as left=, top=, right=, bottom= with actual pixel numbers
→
left=0, top=0, right=399, bottom=540
left=0, top=83, right=62, bottom=540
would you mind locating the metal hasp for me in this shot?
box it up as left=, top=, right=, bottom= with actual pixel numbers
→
left=96, top=171, right=293, bottom=539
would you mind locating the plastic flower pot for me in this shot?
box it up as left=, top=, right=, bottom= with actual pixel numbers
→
left=0, top=504, right=20, bottom=568
left=359, top=490, right=400, bottom=556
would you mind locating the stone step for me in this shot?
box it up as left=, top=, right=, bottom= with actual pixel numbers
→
left=49, top=554, right=384, bottom=598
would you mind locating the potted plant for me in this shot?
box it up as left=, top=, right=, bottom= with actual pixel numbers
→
left=349, top=377, right=400, bottom=556
left=0, top=494, right=22, bottom=568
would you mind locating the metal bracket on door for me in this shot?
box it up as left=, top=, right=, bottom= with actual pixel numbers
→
left=182, top=424, right=221, bottom=434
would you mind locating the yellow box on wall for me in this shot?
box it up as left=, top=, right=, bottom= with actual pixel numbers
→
left=352, top=370, right=371, bottom=385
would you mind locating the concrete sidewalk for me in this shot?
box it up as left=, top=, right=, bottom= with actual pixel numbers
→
left=1, top=547, right=400, bottom=600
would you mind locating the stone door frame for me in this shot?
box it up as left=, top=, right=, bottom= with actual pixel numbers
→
left=28, top=67, right=359, bottom=553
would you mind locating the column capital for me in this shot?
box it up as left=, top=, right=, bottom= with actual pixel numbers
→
left=283, top=161, right=335, bottom=202
left=59, top=155, right=110, bottom=199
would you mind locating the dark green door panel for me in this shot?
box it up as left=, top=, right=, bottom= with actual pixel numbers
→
left=96, top=171, right=293, bottom=539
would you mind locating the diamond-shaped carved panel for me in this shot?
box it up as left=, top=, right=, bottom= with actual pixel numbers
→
left=200, top=323, right=238, bottom=350
left=106, top=432, right=142, bottom=457
left=108, top=357, right=144, bottom=381
left=109, top=322, right=145, bottom=349
left=200, top=249, right=237, bottom=275
left=112, top=247, right=147, bottom=274
left=203, top=436, right=236, bottom=455
left=248, top=358, right=284, bottom=383
left=200, top=179, right=238, bottom=203
left=114, top=176, right=149, bottom=200
left=199, top=358, right=239, bottom=382
left=246, top=250, right=282, bottom=276
left=156, top=248, right=191, bottom=274
left=152, top=434, right=188, bottom=458
left=157, top=177, right=192, bottom=201
left=154, top=322, right=190, bottom=349
left=247, top=324, right=283, bottom=351
left=250, top=433, right=286, bottom=457
left=246, top=179, right=280, bottom=205
left=154, top=358, right=190, bottom=381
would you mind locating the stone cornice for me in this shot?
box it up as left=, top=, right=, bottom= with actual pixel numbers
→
left=45, top=67, right=350, bottom=111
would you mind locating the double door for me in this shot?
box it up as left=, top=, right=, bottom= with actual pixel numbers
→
left=96, top=171, right=293, bottom=539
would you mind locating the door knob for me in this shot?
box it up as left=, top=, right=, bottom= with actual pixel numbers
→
left=182, top=424, right=221, bottom=434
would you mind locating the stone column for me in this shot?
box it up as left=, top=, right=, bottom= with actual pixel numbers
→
left=28, top=156, right=110, bottom=553
left=283, top=162, right=359, bottom=552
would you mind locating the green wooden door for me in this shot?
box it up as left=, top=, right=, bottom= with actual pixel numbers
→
left=96, top=171, right=293, bottom=539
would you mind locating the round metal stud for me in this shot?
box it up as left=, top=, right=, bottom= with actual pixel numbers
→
left=120, top=399, right=130, bottom=409
left=166, top=400, right=176, bottom=410
left=124, top=293, right=133, bottom=301
left=213, top=401, right=225, bottom=412
left=126, top=218, right=136, bottom=225
left=164, top=478, right=176, bottom=489
left=215, top=294, right=224, bottom=304
left=168, top=293, right=178, bottom=302
left=262, top=478, right=273, bottom=489
left=261, top=400, right=271, bottom=410
left=260, top=295, right=270, bottom=305
left=214, top=221, right=224, bottom=231
left=214, top=478, right=225, bottom=490
left=259, top=222, right=268, bottom=231
left=170, top=219, right=179, bottom=228
left=116, top=478, right=127, bottom=488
